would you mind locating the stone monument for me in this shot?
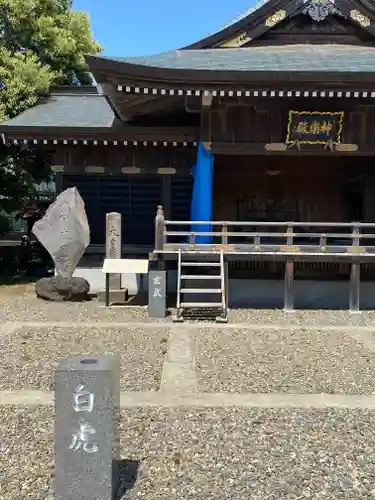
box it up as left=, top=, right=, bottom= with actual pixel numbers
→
left=106, top=212, right=122, bottom=289
left=55, top=355, right=120, bottom=500
left=98, top=212, right=128, bottom=303
left=32, top=187, right=91, bottom=301
left=148, top=270, right=167, bottom=318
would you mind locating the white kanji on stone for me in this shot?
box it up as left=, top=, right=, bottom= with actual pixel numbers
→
left=69, top=420, right=98, bottom=453
left=72, top=385, right=94, bottom=413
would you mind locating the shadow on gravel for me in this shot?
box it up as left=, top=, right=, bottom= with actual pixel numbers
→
left=116, top=459, right=140, bottom=499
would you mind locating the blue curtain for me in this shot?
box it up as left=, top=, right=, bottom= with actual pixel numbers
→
left=190, top=142, right=214, bottom=244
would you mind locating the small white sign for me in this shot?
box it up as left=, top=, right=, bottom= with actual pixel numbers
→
left=102, top=258, right=149, bottom=274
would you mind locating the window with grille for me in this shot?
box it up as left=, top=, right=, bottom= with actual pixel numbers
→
left=62, top=174, right=163, bottom=245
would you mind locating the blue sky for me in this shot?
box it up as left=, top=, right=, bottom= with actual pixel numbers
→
left=73, top=0, right=259, bottom=56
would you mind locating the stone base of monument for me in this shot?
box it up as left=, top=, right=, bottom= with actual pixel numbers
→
left=35, top=276, right=90, bottom=302
left=98, top=288, right=129, bottom=305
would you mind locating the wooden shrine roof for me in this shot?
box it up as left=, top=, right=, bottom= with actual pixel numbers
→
left=2, top=0, right=375, bottom=139
left=0, top=86, right=198, bottom=142
left=0, top=89, right=119, bottom=129
left=86, top=0, right=375, bottom=83
left=90, top=44, right=375, bottom=76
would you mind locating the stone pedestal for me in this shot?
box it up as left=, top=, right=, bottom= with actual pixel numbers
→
left=98, top=288, right=129, bottom=304
left=55, top=355, right=120, bottom=500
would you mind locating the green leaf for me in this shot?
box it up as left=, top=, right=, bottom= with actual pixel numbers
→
left=0, top=0, right=101, bottom=235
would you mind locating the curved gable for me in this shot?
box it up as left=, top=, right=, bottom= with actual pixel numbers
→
left=181, top=0, right=375, bottom=49
left=181, top=0, right=274, bottom=49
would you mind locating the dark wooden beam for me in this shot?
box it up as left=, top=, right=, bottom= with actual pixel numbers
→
left=211, top=143, right=373, bottom=156
left=1, top=125, right=199, bottom=142
left=110, top=94, right=184, bottom=119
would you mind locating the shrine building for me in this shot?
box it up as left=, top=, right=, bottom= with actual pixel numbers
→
left=3, top=0, right=375, bottom=312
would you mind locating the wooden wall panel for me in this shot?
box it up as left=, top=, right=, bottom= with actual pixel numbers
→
left=254, top=110, right=271, bottom=143
left=54, top=146, right=195, bottom=174
left=211, top=109, right=227, bottom=142
left=366, top=108, right=375, bottom=146
left=213, top=156, right=347, bottom=222
left=344, top=111, right=365, bottom=146
left=233, top=106, right=250, bottom=142
left=209, top=101, right=375, bottom=150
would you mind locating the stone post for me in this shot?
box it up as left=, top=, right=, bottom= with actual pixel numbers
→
left=106, top=212, right=122, bottom=289
left=55, top=355, right=120, bottom=500
left=148, top=270, right=167, bottom=318
left=100, top=212, right=128, bottom=303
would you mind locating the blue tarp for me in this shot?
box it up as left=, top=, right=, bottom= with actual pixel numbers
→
left=190, top=142, right=214, bottom=244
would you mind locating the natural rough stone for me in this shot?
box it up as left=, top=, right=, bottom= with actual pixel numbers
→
left=35, top=276, right=90, bottom=302
left=31, top=187, right=90, bottom=302
left=32, top=187, right=90, bottom=279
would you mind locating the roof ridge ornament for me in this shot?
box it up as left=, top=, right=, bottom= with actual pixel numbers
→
left=350, top=9, right=371, bottom=27
left=220, top=32, right=252, bottom=48
left=265, top=10, right=287, bottom=27
left=302, top=0, right=346, bottom=22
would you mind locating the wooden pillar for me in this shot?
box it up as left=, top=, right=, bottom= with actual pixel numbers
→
left=349, top=263, right=360, bottom=313
left=200, top=108, right=211, bottom=142
left=154, top=205, right=165, bottom=272
left=199, top=92, right=212, bottom=146
left=349, top=224, right=361, bottom=313
left=200, top=92, right=212, bottom=142
left=155, top=205, right=165, bottom=252
left=55, top=172, right=64, bottom=195
left=222, top=224, right=229, bottom=312
left=284, top=260, right=295, bottom=312
left=284, top=225, right=295, bottom=312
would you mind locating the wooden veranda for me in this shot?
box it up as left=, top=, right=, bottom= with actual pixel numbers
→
left=152, top=206, right=375, bottom=313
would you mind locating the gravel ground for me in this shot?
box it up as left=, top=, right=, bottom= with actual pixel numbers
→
left=0, top=406, right=53, bottom=500
left=4, top=294, right=375, bottom=326
left=0, top=294, right=164, bottom=323
left=229, top=308, right=375, bottom=327
left=0, top=326, right=169, bottom=391
left=195, top=327, right=375, bottom=394
left=3, top=283, right=375, bottom=326
left=3, top=406, right=375, bottom=500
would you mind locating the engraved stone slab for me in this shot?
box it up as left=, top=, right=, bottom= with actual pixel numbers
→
left=32, top=187, right=90, bottom=279
left=148, top=270, right=167, bottom=318
left=55, top=355, right=120, bottom=500
left=106, top=212, right=122, bottom=290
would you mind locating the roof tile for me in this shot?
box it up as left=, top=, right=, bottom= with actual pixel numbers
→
left=0, top=93, right=117, bottom=128
left=105, top=45, right=375, bottom=73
